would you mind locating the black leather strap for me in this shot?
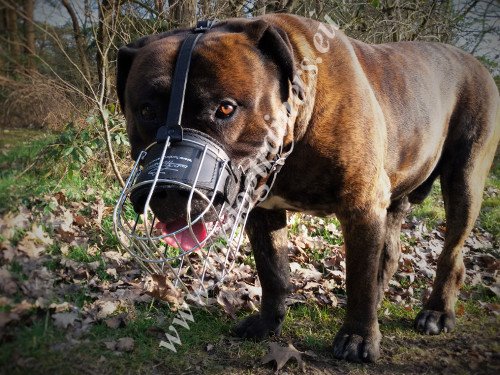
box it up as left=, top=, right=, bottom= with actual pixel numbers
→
left=156, top=20, right=215, bottom=143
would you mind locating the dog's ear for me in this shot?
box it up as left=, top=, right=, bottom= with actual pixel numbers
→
left=116, top=45, right=136, bottom=112
left=245, top=20, right=303, bottom=101
left=116, top=31, right=186, bottom=111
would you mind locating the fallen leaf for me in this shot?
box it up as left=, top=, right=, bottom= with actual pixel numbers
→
left=0, top=240, right=16, bottom=261
left=216, top=290, right=237, bottom=319
left=96, top=300, right=119, bottom=319
left=104, top=341, right=116, bottom=350
left=0, top=312, right=19, bottom=329
left=49, top=302, right=72, bottom=313
left=106, top=268, right=117, bottom=278
left=116, top=337, right=134, bottom=352
left=105, top=316, right=124, bottom=329
left=0, top=268, right=18, bottom=295
left=53, top=312, right=79, bottom=329
left=0, top=296, right=12, bottom=307
left=487, top=284, right=500, bottom=297
left=17, top=224, right=53, bottom=258
left=143, top=275, right=183, bottom=307
left=73, top=214, right=86, bottom=227
left=262, top=342, right=305, bottom=372
left=11, top=300, right=33, bottom=315
left=0, top=208, right=31, bottom=239
left=479, top=302, right=500, bottom=316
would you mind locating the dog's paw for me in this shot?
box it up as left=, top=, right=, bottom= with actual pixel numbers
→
left=332, top=327, right=381, bottom=363
left=414, top=309, right=455, bottom=335
left=232, top=314, right=282, bottom=340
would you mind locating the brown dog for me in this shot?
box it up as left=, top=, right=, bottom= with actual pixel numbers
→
left=117, top=14, right=500, bottom=362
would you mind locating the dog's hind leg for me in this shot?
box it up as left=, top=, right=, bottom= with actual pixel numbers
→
left=377, top=196, right=411, bottom=305
left=415, top=96, right=499, bottom=335
left=233, top=208, right=290, bottom=339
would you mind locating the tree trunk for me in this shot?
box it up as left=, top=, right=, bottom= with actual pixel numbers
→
left=155, top=0, right=165, bottom=13
left=22, top=0, right=35, bottom=73
left=61, top=0, right=92, bottom=86
left=170, top=0, right=196, bottom=28
left=5, top=0, right=21, bottom=73
left=97, top=0, right=114, bottom=104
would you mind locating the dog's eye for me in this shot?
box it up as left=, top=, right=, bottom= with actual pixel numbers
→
left=140, top=104, right=156, bottom=121
left=215, top=102, right=236, bottom=119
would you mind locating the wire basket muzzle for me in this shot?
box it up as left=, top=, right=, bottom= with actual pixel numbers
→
left=113, top=129, right=251, bottom=301
left=129, top=130, right=237, bottom=217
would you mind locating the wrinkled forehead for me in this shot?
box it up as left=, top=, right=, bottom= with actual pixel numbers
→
left=126, top=31, right=272, bottom=101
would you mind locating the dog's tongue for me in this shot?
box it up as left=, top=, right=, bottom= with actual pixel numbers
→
left=156, top=220, right=207, bottom=251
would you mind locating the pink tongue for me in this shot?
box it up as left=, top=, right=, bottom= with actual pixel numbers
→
left=156, top=219, right=208, bottom=251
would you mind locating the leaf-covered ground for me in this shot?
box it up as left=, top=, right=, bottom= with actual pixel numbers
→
left=0, top=128, right=499, bottom=374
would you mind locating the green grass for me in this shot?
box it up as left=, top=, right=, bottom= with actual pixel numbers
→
left=409, top=181, right=446, bottom=229
left=408, top=155, right=499, bottom=240
left=0, top=128, right=122, bottom=215
left=480, top=155, right=500, bottom=238
left=0, top=304, right=237, bottom=374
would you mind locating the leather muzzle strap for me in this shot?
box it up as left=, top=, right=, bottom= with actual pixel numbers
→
left=156, top=20, right=215, bottom=143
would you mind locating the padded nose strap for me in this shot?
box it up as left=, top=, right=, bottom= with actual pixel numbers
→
left=157, top=20, right=215, bottom=142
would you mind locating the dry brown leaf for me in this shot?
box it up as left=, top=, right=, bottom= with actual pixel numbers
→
left=116, top=337, right=134, bottom=352
left=56, top=227, right=76, bottom=243
left=53, top=312, right=79, bottom=329
left=0, top=208, right=31, bottom=239
left=1, top=240, right=16, bottom=261
left=216, top=290, right=237, bottom=319
left=487, top=284, right=500, bottom=297
left=106, top=268, right=118, bottom=278
left=17, top=224, right=53, bottom=258
left=102, top=251, right=129, bottom=266
left=93, top=198, right=105, bottom=227
left=0, top=268, right=18, bottom=295
left=17, top=238, right=45, bottom=258
left=0, top=312, right=19, bottom=329
left=11, top=300, right=33, bottom=315
left=49, top=302, right=72, bottom=313
left=143, top=275, right=183, bottom=307
left=262, top=342, right=305, bottom=372
left=104, top=340, right=116, bottom=350
left=73, top=214, right=86, bottom=227
left=290, top=262, right=322, bottom=281
left=479, top=301, right=500, bottom=316
left=96, top=300, right=119, bottom=319
left=105, top=316, right=124, bottom=329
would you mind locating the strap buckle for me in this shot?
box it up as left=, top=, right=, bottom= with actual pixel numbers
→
left=195, top=20, right=215, bottom=33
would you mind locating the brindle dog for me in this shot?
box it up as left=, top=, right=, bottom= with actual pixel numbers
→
left=117, top=14, right=500, bottom=362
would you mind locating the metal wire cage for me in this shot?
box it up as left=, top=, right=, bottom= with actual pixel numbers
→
left=113, top=131, right=252, bottom=302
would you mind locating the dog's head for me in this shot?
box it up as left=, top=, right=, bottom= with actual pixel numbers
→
left=116, top=18, right=302, bottom=247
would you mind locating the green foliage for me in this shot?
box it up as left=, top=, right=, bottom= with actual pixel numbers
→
left=48, top=123, right=103, bottom=169
left=44, top=107, right=129, bottom=174
left=0, top=111, right=127, bottom=214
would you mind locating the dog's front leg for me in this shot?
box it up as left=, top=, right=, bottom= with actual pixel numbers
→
left=333, top=209, right=386, bottom=362
left=233, top=207, right=290, bottom=340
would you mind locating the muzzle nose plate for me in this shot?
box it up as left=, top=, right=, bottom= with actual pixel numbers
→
left=130, top=129, right=237, bottom=214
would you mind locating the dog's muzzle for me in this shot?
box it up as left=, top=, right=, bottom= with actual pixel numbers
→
left=113, top=127, right=252, bottom=299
